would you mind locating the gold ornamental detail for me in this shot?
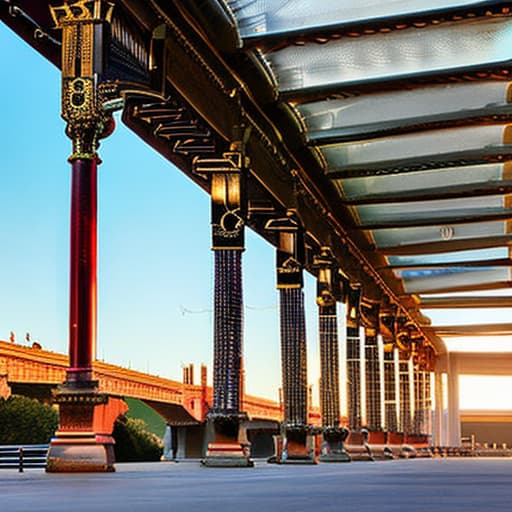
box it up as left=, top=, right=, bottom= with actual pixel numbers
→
left=50, top=0, right=116, bottom=160
left=50, top=0, right=114, bottom=27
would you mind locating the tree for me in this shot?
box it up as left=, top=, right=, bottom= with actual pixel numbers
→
left=112, top=415, right=163, bottom=462
left=0, top=395, right=58, bottom=444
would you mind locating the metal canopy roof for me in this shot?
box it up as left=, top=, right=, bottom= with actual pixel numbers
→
left=225, top=0, right=512, bottom=351
left=5, top=0, right=512, bottom=354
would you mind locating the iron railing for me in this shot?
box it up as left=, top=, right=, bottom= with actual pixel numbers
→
left=0, top=444, right=48, bottom=471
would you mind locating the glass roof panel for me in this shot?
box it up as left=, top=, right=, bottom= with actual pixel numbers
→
left=356, top=195, right=508, bottom=225
left=388, top=247, right=509, bottom=266
left=399, top=267, right=511, bottom=293
left=228, top=0, right=499, bottom=38
left=421, top=288, right=512, bottom=298
left=372, top=220, right=508, bottom=248
left=321, top=125, right=511, bottom=172
left=296, top=82, right=512, bottom=141
left=339, top=163, right=509, bottom=200
left=446, top=337, right=512, bottom=352
left=267, top=17, right=512, bottom=92
left=423, top=308, right=512, bottom=326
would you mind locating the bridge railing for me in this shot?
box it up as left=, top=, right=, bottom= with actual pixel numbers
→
left=0, top=444, right=49, bottom=471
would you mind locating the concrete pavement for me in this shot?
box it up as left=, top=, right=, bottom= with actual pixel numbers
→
left=1, top=458, right=512, bottom=511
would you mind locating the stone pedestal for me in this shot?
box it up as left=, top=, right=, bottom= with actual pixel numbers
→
left=47, top=386, right=127, bottom=472
left=399, top=444, right=418, bottom=459
left=202, top=415, right=253, bottom=467
left=385, top=432, right=404, bottom=459
left=277, top=427, right=317, bottom=464
left=345, top=430, right=373, bottom=461
left=367, top=430, right=393, bottom=460
left=409, top=434, right=432, bottom=458
left=319, top=427, right=351, bottom=463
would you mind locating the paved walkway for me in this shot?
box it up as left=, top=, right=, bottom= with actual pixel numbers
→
left=1, top=458, right=512, bottom=511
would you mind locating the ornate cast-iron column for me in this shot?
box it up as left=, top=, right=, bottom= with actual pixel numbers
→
left=313, top=248, right=349, bottom=462
left=413, top=363, right=425, bottom=436
left=417, top=346, right=434, bottom=443
left=197, top=149, right=252, bottom=467
left=396, top=317, right=413, bottom=443
left=47, top=0, right=127, bottom=473
left=424, top=368, right=432, bottom=440
left=346, top=285, right=362, bottom=432
left=380, top=305, right=400, bottom=445
left=345, top=285, right=372, bottom=460
left=425, top=346, right=436, bottom=445
left=398, top=349, right=413, bottom=440
left=361, top=300, right=383, bottom=443
left=267, top=216, right=313, bottom=463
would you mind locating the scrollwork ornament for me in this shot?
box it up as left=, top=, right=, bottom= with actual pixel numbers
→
left=63, top=78, right=115, bottom=161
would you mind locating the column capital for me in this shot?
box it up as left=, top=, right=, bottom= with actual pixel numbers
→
left=346, top=283, right=362, bottom=329
left=360, top=298, right=380, bottom=337
left=312, top=247, right=343, bottom=308
left=379, top=302, right=397, bottom=345
left=195, top=149, right=248, bottom=250
left=50, top=1, right=116, bottom=161
left=266, top=215, right=305, bottom=289
left=50, top=1, right=114, bottom=27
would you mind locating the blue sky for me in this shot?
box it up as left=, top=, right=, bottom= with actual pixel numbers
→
left=0, top=21, right=323, bottom=402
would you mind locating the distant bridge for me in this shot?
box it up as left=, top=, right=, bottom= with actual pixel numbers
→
left=0, top=339, right=319, bottom=427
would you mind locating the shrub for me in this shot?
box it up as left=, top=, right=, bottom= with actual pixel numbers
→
left=0, top=395, right=58, bottom=444
left=113, top=415, right=163, bottom=462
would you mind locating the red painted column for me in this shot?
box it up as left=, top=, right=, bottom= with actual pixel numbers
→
left=67, top=157, right=98, bottom=384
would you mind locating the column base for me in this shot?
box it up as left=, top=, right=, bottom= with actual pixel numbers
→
left=278, top=426, right=317, bottom=464
left=47, top=434, right=115, bottom=473
left=367, top=444, right=394, bottom=460
left=345, top=430, right=374, bottom=461
left=319, top=427, right=351, bottom=463
left=319, top=452, right=351, bottom=463
left=399, top=444, right=418, bottom=459
left=201, top=413, right=253, bottom=468
left=46, top=381, right=127, bottom=473
left=404, top=434, right=432, bottom=457
left=202, top=443, right=254, bottom=467
left=383, top=432, right=404, bottom=459
left=367, top=430, right=393, bottom=460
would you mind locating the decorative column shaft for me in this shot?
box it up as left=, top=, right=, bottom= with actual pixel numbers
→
left=279, top=286, right=308, bottom=426
left=414, top=365, right=425, bottom=435
left=447, top=354, right=461, bottom=447
left=383, top=348, right=398, bottom=433
left=319, top=303, right=339, bottom=427
left=434, top=371, right=444, bottom=446
left=315, top=249, right=341, bottom=428
left=364, top=331, right=381, bottom=431
left=398, top=350, right=413, bottom=436
left=380, top=305, right=400, bottom=446
left=68, top=157, right=97, bottom=383
left=362, top=300, right=382, bottom=434
left=346, top=286, right=362, bottom=431
left=212, top=249, right=243, bottom=414
left=424, top=370, right=432, bottom=438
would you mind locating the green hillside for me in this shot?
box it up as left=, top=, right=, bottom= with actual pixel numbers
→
left=124, top=397, right=166, bottom=439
